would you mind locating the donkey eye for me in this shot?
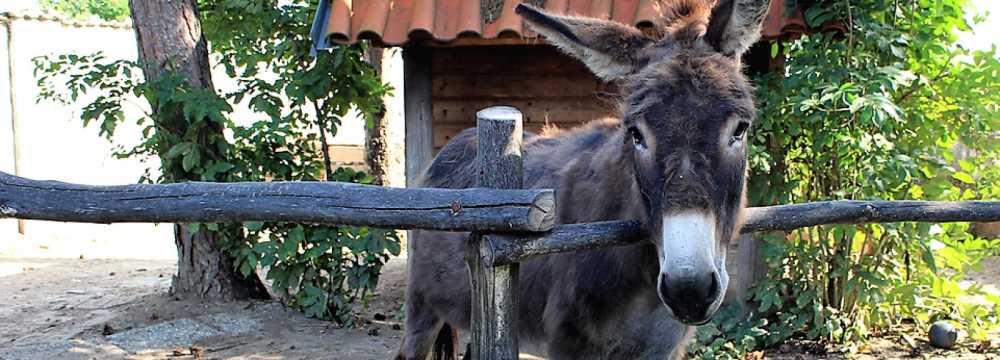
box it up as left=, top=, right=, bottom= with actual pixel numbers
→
left=628, top=127, right=645, bottom=148
left=731, top=121, right=750, bottom=139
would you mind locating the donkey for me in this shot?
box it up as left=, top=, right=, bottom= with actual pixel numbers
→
left=398, top=0, right=770, bottom=358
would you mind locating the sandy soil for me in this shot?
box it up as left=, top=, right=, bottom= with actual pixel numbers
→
left=0, top=245, right=996, bottom=359
left=0, top=257, right=407, bottom=359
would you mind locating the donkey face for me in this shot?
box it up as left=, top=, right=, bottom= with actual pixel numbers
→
left=518, top=0, right=769, bottom=325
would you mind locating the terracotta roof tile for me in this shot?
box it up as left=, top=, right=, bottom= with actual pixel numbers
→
left=311, top=0, right=836, bottom=48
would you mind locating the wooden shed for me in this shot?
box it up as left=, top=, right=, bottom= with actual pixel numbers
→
left=311, top=0, right=831, bottom=186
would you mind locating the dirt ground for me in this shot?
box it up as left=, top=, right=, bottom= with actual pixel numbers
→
left=0, top=241, right=997, bottom=359
left=0, top=257, right=407, bottom=359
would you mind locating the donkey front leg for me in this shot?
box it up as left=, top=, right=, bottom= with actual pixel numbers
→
left=395, top=296, right=446, bottom=360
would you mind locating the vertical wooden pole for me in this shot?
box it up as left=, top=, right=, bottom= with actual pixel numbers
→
left=468, top=106, right=522, bottom=359
left=4, top=19, right=24, bottom=234
left=403, top=46, right=434, bottom=188
left=736, top=233, right=766, bottom=312
left=403, top=46, right=433, bottom=267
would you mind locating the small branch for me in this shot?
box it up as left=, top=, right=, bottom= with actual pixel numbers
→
left=0, top=171, right=555, bottom=232
left=312, top=100, right=334, bottom=180
left=895, top=70, right=949, bottom=104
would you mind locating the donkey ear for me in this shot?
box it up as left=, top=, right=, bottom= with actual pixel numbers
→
left=516, top=4, right=653, bottom=81
left=704, top=0, right=771, bottom=58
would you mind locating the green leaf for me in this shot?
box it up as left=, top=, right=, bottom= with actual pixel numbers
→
left=182, top=149, right=201, bottom=172
left=239, top=260, right=253, bottom=276
left=166, top=142, right=194, bottom=159
left=385, top=238, right=401, bottom=256
left=922, top=248, right=938, bottom=274
left=243, top=221, right=264, bottom=231
left=952, top=172, right=974, bottom=184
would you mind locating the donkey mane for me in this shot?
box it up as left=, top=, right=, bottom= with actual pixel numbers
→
left=656, top=0, right=716, bottom=43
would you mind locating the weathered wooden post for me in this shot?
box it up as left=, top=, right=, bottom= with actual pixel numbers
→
left=468, top=106, right=523, bottom=359
left=736, top=233, right=767, bottom=313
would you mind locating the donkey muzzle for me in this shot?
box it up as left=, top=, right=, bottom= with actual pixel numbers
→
left=657, top=212, right=726, bottom=325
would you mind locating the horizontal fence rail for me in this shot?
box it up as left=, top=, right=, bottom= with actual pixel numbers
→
left=484, top=220, right=645, bottom=266
left=0, top=171, right=555, bottom=232
left=483, top=200, right=1000, bottom=266
left=742, top=200, right=1000, bottom=232
left=2, top=171, right=998, bottom=242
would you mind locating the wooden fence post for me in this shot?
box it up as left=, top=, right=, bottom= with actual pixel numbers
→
left=468, top=106, right=522, bottom=359
left=736, top=233, right=767, bottom=313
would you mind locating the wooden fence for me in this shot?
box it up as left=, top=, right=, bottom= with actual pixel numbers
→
left=2, top=106, right=999, bottom=359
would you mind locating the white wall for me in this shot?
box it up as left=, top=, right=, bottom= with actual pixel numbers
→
left=0, top=0, right=40, bottom=13
left=0, top=13, right=378, bottom=259
left=0, top=16, right=176, bottom=259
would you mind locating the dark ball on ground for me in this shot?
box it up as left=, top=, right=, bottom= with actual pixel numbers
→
left=929, top=321, right=958, bottom=349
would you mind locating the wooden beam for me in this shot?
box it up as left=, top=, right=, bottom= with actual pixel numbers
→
left=735, top=233, right=766, bottom=312
left=483, top=220, right=644, bottom=267
left=741, top=200, right=1000, bottom=233
left=483, top=200, right=1000, bottom=266
left=3, top=164, right=997, bottom=253
left=0, top=171, right=555, bottom=232
left=408, top=36, right=546, bottom=48
left=467, top=106, right=522, bottom=359
left=403, top=46, right=434, bottom=188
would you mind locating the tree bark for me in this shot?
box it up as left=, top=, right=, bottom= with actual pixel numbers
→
left=363, top=47, right=390, bottom=186
left=128, top=0, right=267, bottom=300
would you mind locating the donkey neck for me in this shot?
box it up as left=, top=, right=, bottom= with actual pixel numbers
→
left=546, top=123, right=644, bottom=224
left=549, top=122, right=661, bottom=293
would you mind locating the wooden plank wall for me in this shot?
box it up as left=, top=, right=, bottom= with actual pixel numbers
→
left=431, top=45, right=619, bottom=152
left=405, top=47, right=435, bottom=187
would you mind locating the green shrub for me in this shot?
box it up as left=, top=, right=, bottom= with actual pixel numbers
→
left=692, top=0, right=1000, bottom=357
left=33, top=0, right=398, bottom=324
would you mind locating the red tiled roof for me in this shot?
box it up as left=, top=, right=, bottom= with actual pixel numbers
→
left=313, top=0, right=832, bottom=47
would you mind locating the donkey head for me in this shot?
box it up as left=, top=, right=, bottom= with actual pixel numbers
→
left=518, top=0, right=769, bottom=325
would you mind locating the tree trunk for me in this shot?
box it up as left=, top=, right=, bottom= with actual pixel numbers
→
left=130, top=0, right=214, bottom=90
left=364, top=47, right=390, bottom=186
left=129, top=0, right=267, bottom=300
left=173, top=226, right=268, bottom=300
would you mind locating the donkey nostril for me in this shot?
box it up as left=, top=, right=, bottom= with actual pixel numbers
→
left=659, top=272, right=718, bottom=302
left=658, top=271, right=722, bottom=324
left=705, top=271, right=720, bottom=300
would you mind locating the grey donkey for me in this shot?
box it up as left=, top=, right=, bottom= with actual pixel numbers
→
left=397, top=0, right=772, bottom=358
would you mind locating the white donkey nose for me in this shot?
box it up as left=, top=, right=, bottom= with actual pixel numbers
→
left=658, top=211, right=722, bottom=324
